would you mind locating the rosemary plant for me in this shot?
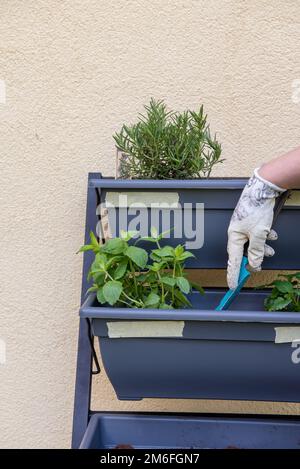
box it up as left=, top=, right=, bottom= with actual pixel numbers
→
left=114, top=98, right=223, bottom=179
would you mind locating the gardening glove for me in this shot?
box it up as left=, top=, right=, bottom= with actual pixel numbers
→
left=227, top=168, right=286, bottom=290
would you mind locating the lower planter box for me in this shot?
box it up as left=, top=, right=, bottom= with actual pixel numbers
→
left=80, top=412, right=300, bottom=449
left=80, top=289, right=300, bottom=402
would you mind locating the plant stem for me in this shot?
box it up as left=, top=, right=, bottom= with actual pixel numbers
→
left=121, top=291, right=143, bottom=307
left=119, top=299, right=134, bottom=307
left=129, top=259, right=138, bottom=297
left=107, top=271, right=142, bottom=307
left=171, top=262, right=176, bottom=305
left=156, top=271, right=165, bottom=302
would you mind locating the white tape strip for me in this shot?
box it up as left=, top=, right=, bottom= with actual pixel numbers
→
left=107, top=320, right=185, bottom=338
left=275, top=327, right=300, bottom=343
left=105, top=191, right=179, bottom=207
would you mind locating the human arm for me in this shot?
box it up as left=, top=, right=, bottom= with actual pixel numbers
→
left=227, top=146, right=300, bottom=290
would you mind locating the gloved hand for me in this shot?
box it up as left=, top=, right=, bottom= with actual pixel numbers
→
left=227, top=168, right=286, bottom=290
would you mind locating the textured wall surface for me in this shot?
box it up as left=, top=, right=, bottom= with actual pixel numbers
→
left=1, top=0, right=300, bottom=448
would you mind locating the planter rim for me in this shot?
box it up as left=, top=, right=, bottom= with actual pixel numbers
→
left=80, top=291, right=300, bottom=324
left=89, top=175, right=248, bottom=190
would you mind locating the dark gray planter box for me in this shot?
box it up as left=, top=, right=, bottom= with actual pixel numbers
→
left=79, top=412, right=300, bottom=449
left=81, top=289, right=300, bottom=402
left=95, top=178, right=300, bottom=269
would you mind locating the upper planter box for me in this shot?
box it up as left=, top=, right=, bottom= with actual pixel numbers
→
left=81, top=175, right=300, bottom=402
left=91, top=176, right=300, bottom=269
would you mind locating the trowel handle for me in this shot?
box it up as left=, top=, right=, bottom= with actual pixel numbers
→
left=272, top=190, right=291, bottom=224
left=243, top=190, right=291, bottom=258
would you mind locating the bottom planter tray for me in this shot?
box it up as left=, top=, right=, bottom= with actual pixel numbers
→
left=80, top=289, right=300, bottom=402
left=80, top=412, right=300, bottom=449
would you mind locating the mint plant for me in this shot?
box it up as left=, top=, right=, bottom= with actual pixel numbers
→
left=263, top=273, right=300, bottom=312
left=78, top=228, right=204, bottom=309
left=114, top=98, right=223, bottom=179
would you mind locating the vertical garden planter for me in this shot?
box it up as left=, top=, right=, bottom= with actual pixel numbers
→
left=73, top=173, right=300, bottom=448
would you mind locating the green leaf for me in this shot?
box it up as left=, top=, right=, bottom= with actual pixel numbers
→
left=95, top=272, right=105, bottom=285
left=114, top=260, right=128, bottom=279
left=102, top=280, right=123, bottom=305
left=176, top=276, right=190, bottom=294
left=125, top=246, right=148, bottom=268
left=161, top=276, right=177, bottom=287
left=120, top=230, right=139, bottom=241
left=173, top=289, right=192, bottom=307
left=159, top=303, right=174, bottom=309
left=150, top=226, right=159, bottom=238
left=90, top=231, right=99, bottom=248
left=96, top=288, right=106, bottom=304
left=136, top=236, right=158, bottom=244
left=148, top=261, right=165, bottom=272
left=174, top=244, right=184, bottom=257
left=157, top=228, right=173, bottom=240
left=87, top=269, right=93, bottom=281
left=190, top=281, right=205, bottom=295
left=144, top=292, right=160, bottom=307
left=87, top=285, right=98, bottom=294
left=267, top=296, right=293, bottom=311
left=102, top=238, right=126, bottom=255
left=177, top=251, right=195, bottom=261
left=283, top=272, right=300, bottom=281
left=92, top=253, right=108, bottom=269
left=274, top=281, right=294, bottom=294
left=149, top=252, right=161, bottom=262
left=77, top=244, right=94, bottom=253
left=90, top=265, right=106, bottom=278
left=152, top=246, right=174, bottom=258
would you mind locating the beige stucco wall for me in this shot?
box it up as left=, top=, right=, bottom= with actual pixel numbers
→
left=1, top=0, right=300, bottom=448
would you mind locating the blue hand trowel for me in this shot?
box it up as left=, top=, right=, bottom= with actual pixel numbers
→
left=216, top=190, right=290, bottom=311
left=216, top=255, right=250, bottom=311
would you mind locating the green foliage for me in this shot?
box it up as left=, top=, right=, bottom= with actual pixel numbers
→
left=113, top=98, right=223, bottom=180
left=263, top=273, right=300, bottom=312
left=79, top=229, right=204, bottom=308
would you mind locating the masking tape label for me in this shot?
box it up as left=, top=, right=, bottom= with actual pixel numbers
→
left=275, top=327, right=300, bottom=343
left=105, top=191, right=179, bottom=207
left=107, top=320, right=185, bottom=338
